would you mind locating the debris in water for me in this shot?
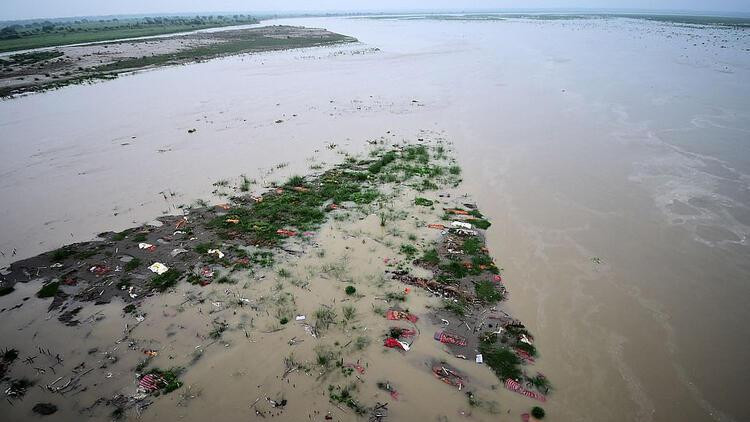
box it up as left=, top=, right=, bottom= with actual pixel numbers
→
left=148, top=262, right=169, bottom=275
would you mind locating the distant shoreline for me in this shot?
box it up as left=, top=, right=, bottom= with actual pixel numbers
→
left=0, top=15, right=261, bottom=53
left=0, top=25, right=356, bottom=98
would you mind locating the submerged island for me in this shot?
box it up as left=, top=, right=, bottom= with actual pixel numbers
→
left=0, top=138, right=549, bottom=420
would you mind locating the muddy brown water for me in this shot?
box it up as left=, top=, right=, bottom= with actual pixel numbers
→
left=1, top=15, right=749, bottom=422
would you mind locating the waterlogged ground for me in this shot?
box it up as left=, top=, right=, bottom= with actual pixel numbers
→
left=1, top=13, right=750, bottom=422
left=1, top=140, right=546, bottom=421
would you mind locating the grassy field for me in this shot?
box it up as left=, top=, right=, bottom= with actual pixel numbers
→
left=0, top=27, right=356, bottom=97
left=0, top=15, right=259, bottom=53
left=96, top=31, right=355, bottom=72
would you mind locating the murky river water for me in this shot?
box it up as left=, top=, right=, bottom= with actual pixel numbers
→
left=1, top=15, right=749, bottom=422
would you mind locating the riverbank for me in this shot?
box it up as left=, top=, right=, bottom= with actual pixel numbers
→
left=0, top=15, right=261, bottom=53
left=0, top=25, right=356, bottom=97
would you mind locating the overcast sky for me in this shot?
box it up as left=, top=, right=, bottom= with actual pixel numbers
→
left=2, top=0, right=749, bottom=21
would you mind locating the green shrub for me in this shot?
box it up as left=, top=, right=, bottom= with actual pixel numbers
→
left=150, top=269, right=181, bottom=291
left=479, top=344, right=522, bottom=380
left=475, top=281, right=503, bottom=303
left=414, top=197, right=433, bottom=206
left=124, top=258, right=141, bottom=272
left=532, top=406, right=545, bottom=419
left=421, top=248, right=439, bottom=265
left=400, top=244, right=417, bottom=258
left=36, top=282, right=60, bottom=298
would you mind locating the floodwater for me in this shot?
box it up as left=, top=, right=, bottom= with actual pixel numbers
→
left=1, top=14, right=750, bottom=422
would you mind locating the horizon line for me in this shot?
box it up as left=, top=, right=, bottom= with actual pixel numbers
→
left=3, top=7, right=750, bottom=23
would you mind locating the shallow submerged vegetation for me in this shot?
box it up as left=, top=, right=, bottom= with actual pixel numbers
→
left=0, top=139, right=546, bottom=418
left=207, top=144, right=462, bottom=246
left=210, top=169, right=380, bottom=244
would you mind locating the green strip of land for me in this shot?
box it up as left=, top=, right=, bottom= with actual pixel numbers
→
left=0, top=15, right=260, bottom=53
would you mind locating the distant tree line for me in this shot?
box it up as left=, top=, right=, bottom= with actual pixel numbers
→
left=0, top=15, right=258, bottom=40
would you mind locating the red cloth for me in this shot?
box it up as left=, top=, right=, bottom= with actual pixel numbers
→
left=138, top=374, right=159, bottom=392
left=504, top=379, right=546, bottom=402
left=515, top=348, right=536, bottom=363
left=434, top=331, right=467, bottom=346
left=384, top=337, right=406, bottom=350
left=385, top=310, right=418, bottom=323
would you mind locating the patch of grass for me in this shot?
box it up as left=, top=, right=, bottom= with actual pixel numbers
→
left=51, top=246, right=76, bottom=262
left=342, top=305, right=356, bottom=322
left=0, top=286, right=14, bottom=296
left=149, top=269, right=182, bottom=291
left=209, top=321, right=228, bottom=339
left=216, top=276, right=234, bottom=284
left=277, top=268, right=291, bottom=278
left=7, top=378, right=34, bottom=397
left=469, top=209, right=483, bottom=218
left=420, top=248, right=440, bottom=265
left=314, top=306, right=337, bottom=331
left=328, top=383, right=368, bottom=415
left=385, top=291, right=406, bottom=302
left=479, top=344, right=522, bottom=381
left=462, top=238, right=482, bottom=255
left=415, top=178, right=439, bottom=191
left=471, top=253, right=499, bottom=274
left=368, top=151, right=397, bottom=174
left=403, top=144, right=429, bottom=163
left=467, top=218, right=491, bottom=230
left=414, top=197, right=433, bottom=206
left=345, top=285, right=356, bottom=295
left=250, top=251, right=275, bottom=267
left=146, top=367, right=184, bottom=394
left=36, top=281, right=60, bottom=298
left=532, top=406, right=546, bottom=419
left=287, top=175, right=305, bottom=186
left=123, top=304, right=136, bottom=314
left=124, top=258, right=141, bottom=272
left=3, top=50, right=63, bottom=65
left=279, top=316, right=289, bottom=325
left=315, top=345, right=340, bottom=368
left=474, top=281, right=503, bottom=303
left=441, top=261, right=468, bottom=278
left=449, top=165, right=461, bottom=175
left=443, top=298, right=467, bottom=316
left=132, top=232, right=148, bottom=242
left=353, top=336, right=371, bottom=350
left=240, top=175, right=254, bottom=192
left=2, top=348, right=19, bottom=362
left=194, top=243, right=213, bottom=254
left=527, top=373, right=551, bottom=393
left=399, top=244, right=417, bottom=259
left=111, top=229, right=132, bottom=241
